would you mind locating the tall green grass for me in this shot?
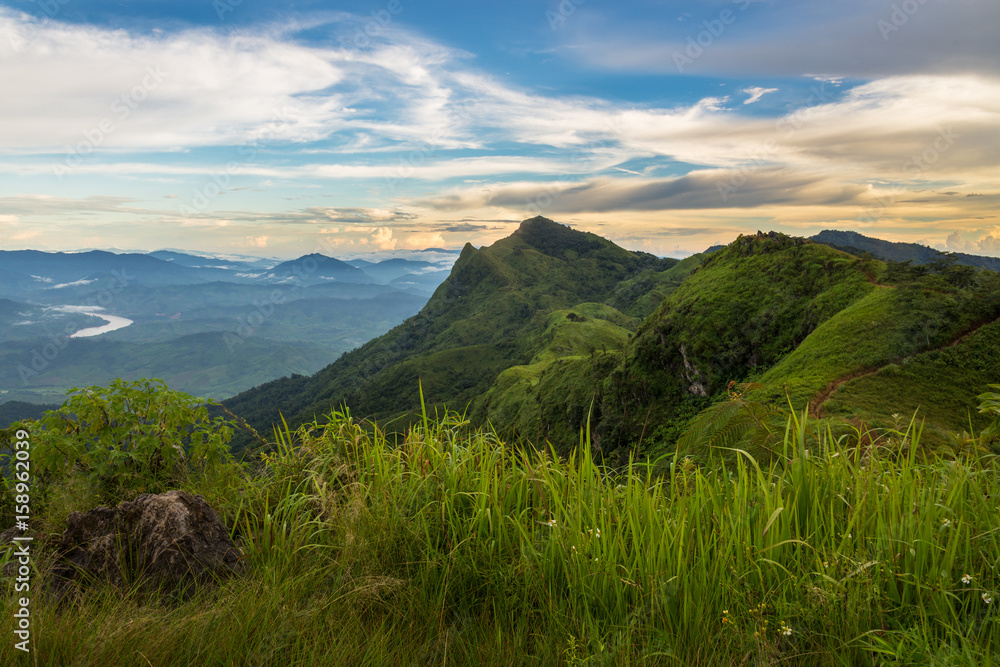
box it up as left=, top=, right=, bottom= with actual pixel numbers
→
left=3, top=407, right=999, bottom=665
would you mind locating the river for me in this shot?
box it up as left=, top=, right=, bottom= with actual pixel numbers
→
left=51, top=305, right=134, bottom=338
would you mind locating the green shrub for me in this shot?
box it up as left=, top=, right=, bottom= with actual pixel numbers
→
left=30, top=378, right=235, bottom=501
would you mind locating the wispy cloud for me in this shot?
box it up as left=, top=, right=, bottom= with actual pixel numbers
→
left=742, top=87, right=777, bottom=105
left=417, top=169, right=871, bottom=213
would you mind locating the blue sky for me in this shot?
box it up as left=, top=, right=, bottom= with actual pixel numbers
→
left=1, top=0, right=998, bottom=258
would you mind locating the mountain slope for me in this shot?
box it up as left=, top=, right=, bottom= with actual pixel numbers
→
left=477, top=232, right=877, bottom=457
left=223, top=217, right=672, bottom=445
left=224, top=224, right=1000, bottom=462
left=1, top=332, right=332, bottom=404
left=0, top=249, right=224, bottom=288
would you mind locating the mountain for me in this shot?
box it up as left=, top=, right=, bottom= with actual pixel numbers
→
left=255, top=254, right=371, bottom=285
left=0, top=250, right=433, bottom=413
left=226, top=222, right=1000, bottom=464
left=357, top=258, right=437, bottom=284
left=223, top=217, right=675, bottom=448
left=0, top=249, right=224, bottom=290
left=482, top=231, right=1000, bottom=460
left=0, top=331, right=333, bottom=404
left=386, top=270, right=451, bottom=295
left=811, top=230, right=1000, bottom=271
left=148, top=250, right=274, bottom=271
left=0, top=400, right=57, bottom=428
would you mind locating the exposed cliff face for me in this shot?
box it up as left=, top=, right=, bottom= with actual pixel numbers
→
left=678, top=343, right=708, bottom=397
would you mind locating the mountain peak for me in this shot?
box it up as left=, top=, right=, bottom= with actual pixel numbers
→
left=511, top=216, right=608, bottom=259
left=518, top=215, right=560, bottom=230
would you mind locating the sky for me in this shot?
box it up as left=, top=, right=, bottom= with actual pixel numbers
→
left=0, top=0, right=998, bottom=259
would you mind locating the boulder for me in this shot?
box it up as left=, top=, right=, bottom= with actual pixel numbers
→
left=53, top=490, right=244, bottom=597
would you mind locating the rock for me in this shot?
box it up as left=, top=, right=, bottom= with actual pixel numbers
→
left=53, top=490, right=244, bottom=598
left=678, top=343, right=708, bottom=397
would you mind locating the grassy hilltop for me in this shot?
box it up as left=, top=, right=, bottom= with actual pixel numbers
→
left=227, top=218, right=1000, bottom=466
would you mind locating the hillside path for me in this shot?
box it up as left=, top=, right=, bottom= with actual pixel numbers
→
left=808, top=311, right=1000, bottom=418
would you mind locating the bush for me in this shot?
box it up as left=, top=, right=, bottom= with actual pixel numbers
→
left=29, top=378, right=235, bottom=501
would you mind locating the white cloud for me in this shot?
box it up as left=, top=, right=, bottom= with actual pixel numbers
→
left=371, top=227, right=397, bottom=251
left=4, top=8, right=996, bottom=190
left=978, top=235, right=1000, bottom=255
left=417, top=168, right=871, bottom=214
left=0, top=10, right=348, bottom=150
left=50, top=278, right=97, bottom=289
left=742, top=87, right=777, bottom=105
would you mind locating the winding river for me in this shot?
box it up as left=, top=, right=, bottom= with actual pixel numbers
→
left=51, top=306, right=134, bottom=338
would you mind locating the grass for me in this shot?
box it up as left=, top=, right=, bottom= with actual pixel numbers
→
left=4, top=402, right=999, bottom=665
left=473, top=303, right=633, bottom=447
left=826, top=319, right=1000, bottom=440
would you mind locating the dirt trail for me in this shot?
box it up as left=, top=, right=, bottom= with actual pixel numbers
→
left=808, top=312, right=1000, bottom=419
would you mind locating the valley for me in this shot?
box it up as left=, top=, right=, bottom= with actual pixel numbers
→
left=0, top=248, right=453, bottom=412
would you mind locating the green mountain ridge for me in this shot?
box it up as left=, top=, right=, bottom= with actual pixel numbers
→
left=224, top=221, right=1000, bottom=461
left=223, top=217, right=672, bottom=447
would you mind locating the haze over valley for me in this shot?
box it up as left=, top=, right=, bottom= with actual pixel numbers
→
left=0, top=247, right=453, bottom=406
